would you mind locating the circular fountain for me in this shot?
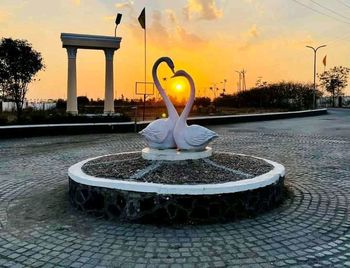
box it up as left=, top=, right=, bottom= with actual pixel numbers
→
left=68, top=151, right=285, bottom=223
left=68, top=57, right=286, bottom=223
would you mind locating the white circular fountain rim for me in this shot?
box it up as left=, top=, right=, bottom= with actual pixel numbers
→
left=68, top=151, right=285, bottom=195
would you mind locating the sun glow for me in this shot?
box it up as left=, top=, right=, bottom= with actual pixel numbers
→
left=175, top=84, right=183, bottom=92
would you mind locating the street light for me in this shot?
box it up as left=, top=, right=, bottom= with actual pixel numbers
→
left=114, top=13, right=122, bottom=37
left=306, top=44, right=326, bottom=109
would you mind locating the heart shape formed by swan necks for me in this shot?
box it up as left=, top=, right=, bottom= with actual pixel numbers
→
left=140, top=57, right=218, bottom=151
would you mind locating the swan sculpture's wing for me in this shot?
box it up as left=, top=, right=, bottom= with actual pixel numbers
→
left=184, top=124, right=218, bottom=147
left=139, top=119, right=170, bottom=143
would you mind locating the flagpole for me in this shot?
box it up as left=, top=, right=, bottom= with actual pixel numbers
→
left=143, top=18, right=146, bottom=121
left=144, top=20, right=146, bottom=86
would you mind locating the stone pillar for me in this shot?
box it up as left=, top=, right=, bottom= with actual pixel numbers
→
left=104, top=49, right=115, bottom=114
left=66, top=47, right=78, bottom=115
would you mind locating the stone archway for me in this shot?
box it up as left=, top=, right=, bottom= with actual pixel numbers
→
left=60, top=33, right=122, bottom=114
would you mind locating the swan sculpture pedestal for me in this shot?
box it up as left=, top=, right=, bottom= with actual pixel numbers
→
left=141, top=147, right=213, bottom=161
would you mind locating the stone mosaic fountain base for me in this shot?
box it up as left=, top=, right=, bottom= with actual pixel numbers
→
left=68, top=152, right=285, bottom=224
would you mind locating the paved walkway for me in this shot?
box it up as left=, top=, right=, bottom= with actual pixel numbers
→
left=0, top=109, right=349, bottom=267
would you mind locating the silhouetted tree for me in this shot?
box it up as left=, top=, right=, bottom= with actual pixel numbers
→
left=213, top=81, right=320, bottom=110
left=194, top=97, right=211, bottom=107
left=56, top=99, right=66, bottom=110
left=0, top=38, right=44, bottom=118
left=318, top=66, right=350, bottom=107
left=255, top=77, right=268, bottom=88
left=77, top=96, right=89, bottom=106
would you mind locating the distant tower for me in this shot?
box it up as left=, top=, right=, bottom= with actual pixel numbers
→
left=235, top=70, right=242, bottom=92
left=241, top=69, right=247, bottom=91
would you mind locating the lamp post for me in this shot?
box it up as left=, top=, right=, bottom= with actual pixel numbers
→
left=114, top=13, right=122, bottom=37
left=306, top=44, right=326, bottom=109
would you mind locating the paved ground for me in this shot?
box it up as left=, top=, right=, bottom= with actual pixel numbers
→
left=0, top=108, right=349, bottom=267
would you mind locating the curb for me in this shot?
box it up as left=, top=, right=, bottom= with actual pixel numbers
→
left=0, top=108, right=327, bottom=139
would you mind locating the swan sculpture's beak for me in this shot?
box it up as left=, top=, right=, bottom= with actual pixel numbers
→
left=171, top=70, right=180, bottom=79
left=171, top=70, right=187, bottom=79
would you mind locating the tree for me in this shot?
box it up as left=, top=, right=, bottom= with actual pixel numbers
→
left=0, top=38, right=44, bottom=118
left=77, top=96, right=90, bottom=107
left=194, top=97, right=211, bottom=107
left=318, top=66, right=350, bottom=107
left=255, top=77, right=268, bottom=88
left=56, top=99, right=66, bottom=110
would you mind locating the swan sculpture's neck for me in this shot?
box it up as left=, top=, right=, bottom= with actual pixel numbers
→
left=152, top=58, right=178, bottom=120
left=178, top=71, right=195, bottom=125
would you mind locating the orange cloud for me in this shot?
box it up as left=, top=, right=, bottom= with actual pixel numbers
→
left=238, top=24, right=262, bottom=50
left=183, top=0, right=223, bottom=21
left=149, top=10, right=172, bottom=48
left=176, top=26, right=205, bottom=47
left=248, top=24, right=260, bottom=38
left=115, top=1, right=134, bottom=10
left=144, top=9, right=206, bottom=49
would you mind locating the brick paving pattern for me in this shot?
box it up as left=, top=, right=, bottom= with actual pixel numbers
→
left=0, top=108, right=349, bottom=267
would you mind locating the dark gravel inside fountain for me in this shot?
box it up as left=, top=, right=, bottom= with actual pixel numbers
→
left=82, top=152, right=152, bottom=179
left=210, top=154, right=273, bottom=176
left=142, top=160, right=244, bottom=184
left=81, top=152, right=274, bottom=184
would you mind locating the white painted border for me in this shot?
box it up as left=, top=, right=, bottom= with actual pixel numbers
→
left=68, top=152, right=285, bottom=195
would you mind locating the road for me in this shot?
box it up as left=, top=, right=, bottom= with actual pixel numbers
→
left=0, top=108, right=349, bottom=267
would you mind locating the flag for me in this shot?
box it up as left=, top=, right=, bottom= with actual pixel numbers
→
left=138, top=8, right=145, bottom=29
left=323, top=55, right=327, bottom=67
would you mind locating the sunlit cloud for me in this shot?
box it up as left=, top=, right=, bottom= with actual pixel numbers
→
left=115, top=0, right=134, bottom=10
left=134, top=9, right=207, bottom=49
left=165, top=9, right=176, bottom=24
left=248, top=24, right=260, bottom=38
left=238, top=24, right=261, bottom=50
left=102, top=15, right=115, bottom=21
left=183, top=0, right=223, bottom=21
left=176, top=26, right=205, bottom=47
left=149, top=10, right=172, bottom=47
left=165, top=8, right=205, bottom=47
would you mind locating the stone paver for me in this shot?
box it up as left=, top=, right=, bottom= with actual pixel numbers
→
left=0, top=108, right=349, bottom=267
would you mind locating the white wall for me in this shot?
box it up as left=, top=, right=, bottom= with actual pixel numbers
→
left=1, top=101, right=56, bottom=112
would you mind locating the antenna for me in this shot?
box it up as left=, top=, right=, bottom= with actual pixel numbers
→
left=241, top=69, right=247, bottom=91
left=235, top=70, right=242, bottom=92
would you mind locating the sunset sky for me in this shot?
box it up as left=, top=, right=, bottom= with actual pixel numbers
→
left=2, top=0, right=350, bottom=100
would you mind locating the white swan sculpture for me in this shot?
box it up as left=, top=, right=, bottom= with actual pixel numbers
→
left=139, top=57, right=179, bottom=149
left=172, top=70, right=218, bottom=151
